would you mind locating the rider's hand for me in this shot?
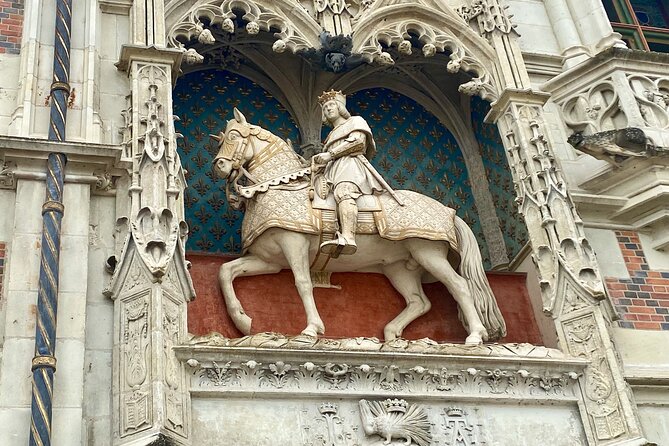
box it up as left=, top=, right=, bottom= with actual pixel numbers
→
left=313, top=151, right=333, bottom=165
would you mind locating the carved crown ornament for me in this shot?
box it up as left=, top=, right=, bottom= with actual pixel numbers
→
left=165, top=0, right=499, bottom=100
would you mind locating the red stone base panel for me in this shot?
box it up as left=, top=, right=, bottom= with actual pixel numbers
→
left=186, top=253, right=543, bottom=345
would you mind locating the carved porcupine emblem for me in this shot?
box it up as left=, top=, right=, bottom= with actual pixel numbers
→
left=359, top=399, right=432, bottom=446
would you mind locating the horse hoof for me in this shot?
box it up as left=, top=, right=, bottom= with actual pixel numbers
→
left=383, top=328, right=400, bottom=341
left=465, top=332, right=484, bottom=345
left=230, top=310, right=252, bottom=335
left=301, top=322, right=325, bottom=337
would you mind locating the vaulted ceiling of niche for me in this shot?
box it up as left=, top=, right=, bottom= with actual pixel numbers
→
left=175, top=27, right=478, bottom=147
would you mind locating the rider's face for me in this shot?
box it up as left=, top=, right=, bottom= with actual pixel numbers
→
left=323, top=100, right=340, bottom=121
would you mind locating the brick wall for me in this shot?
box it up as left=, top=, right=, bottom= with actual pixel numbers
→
left=605, top=231, right=669, bottom=330
left=0, top=1, right=23, bottom=55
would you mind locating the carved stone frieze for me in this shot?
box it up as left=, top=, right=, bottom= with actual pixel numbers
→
left=189, top=358, right=580, bottom=401
left=628, top=74, right=669, bottom=129
left=177, top=334, right=585, bottom=404
left=560, top=79, right=626, bottom=135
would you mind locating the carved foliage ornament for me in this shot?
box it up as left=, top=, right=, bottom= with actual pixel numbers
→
left=353, top=20, right=497, bottom=101
left=560, top=80, right=626, bottom=135
left=628, top=74, right=669, bottom=129
left=456, top=0, right=518, bottom=38
left=0, top=159, right=15, bottom=189
left=167, top=0, right=317, bottom=63
left=121, top=295, right=152, bottom=434
left=166, top=1, right=498, bottom=101
left=562, top=314, right=627, bottom=440
left=189, top=359, right=580, bottom=399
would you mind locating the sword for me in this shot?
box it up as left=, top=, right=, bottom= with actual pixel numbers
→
left=357, top=155, right=404, bottom=206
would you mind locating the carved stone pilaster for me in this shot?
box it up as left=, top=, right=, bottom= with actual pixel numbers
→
left=488, top=90, right=648, bottom=445
left=131, top=0, right=166, bottom=46
left=106, top=45, right=195, bottom=446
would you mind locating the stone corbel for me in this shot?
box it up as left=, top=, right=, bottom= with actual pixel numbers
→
left=99, top=0, right=132, bottom=15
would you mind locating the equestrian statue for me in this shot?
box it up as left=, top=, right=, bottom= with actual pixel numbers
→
left=211, top=90, right=506, bottom=345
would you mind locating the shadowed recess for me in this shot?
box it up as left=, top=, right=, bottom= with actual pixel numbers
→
left=471, top=96, right=528, bottom=261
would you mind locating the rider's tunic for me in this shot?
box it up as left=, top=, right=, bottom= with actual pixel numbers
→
left=323, top=116, right=384, bottom=196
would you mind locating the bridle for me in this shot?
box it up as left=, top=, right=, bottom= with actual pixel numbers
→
left=214, top=121, right=309, bottom=209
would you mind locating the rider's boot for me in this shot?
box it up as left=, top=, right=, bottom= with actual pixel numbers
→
left=320, top=198, right=358, bottom=256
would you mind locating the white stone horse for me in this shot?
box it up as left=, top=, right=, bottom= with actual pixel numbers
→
left=212, top=109, right=506, bottom=344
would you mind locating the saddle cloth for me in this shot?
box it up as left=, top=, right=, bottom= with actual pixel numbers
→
left=241, top=185, right=458, bottom=253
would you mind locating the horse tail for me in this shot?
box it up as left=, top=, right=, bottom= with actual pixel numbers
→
left=454, top=216, right=507, bottom=341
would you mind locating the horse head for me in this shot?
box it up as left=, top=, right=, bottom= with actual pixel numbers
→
left=212, top=108, right=303, bottom=183
left=212, top=108, right=256, bottom=180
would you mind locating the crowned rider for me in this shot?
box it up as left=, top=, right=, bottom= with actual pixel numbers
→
left=312, top=90, right=387, bottom=256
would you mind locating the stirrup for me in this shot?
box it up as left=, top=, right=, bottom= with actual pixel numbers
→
left=320, top=234, right=357, bottom=258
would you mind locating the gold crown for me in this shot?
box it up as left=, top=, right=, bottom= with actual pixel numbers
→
left=318, top=90, right=346, bottom=106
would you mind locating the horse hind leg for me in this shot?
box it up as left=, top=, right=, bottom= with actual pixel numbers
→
left=407, top=239, right=488, bottom=345
left=219, top=255, right=281, bottom=335
left=382, top=261, right=431, bottom=341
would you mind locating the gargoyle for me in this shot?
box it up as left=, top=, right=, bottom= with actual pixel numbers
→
left=567, top=127, right=666, bottom=167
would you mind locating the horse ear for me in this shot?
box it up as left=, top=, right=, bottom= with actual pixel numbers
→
left=233, top=107, right=247, bottom=124
left=209, top=133, right=221, bottom=142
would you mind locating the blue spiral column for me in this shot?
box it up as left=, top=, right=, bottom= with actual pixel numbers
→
left=29, top=0, right=72, bottom=444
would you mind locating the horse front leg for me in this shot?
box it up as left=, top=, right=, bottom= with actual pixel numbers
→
left=279, top=233, right=325, bottom=337
left=219, top=255, right=281, bottom=335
